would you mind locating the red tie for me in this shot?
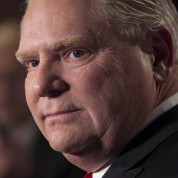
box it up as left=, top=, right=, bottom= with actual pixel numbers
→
left=84, top=172, right=92, bottom=178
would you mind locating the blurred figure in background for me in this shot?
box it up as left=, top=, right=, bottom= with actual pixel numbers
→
left=0, top=19, right=29, bottom=132
left=0, top=19, right=33, bottom=178
left=0, top=19, right=85, bottom=178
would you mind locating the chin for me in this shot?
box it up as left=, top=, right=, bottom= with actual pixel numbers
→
left=46, top=130, right=80, bottom=154
left=46, top=129, right=97, bottom=155
left=48, top=139, right=84, bottom=155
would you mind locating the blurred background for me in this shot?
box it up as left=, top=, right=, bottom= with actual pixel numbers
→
left=0, top=0, right=24, bottom=21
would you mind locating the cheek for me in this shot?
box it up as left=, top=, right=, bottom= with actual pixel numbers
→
left=73, top=55, right=154, bottom=136
left=69, top=62, right=125, bottom=136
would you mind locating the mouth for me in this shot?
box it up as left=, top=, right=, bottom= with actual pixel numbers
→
left=44, top=109, right=82, bottom=123
left=45, top=109, right=80, bottom=117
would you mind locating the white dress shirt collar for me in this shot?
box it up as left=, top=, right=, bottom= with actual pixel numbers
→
left=143, top=92, right=178, bottom=129
left=93, top=165, right=111, bottom=178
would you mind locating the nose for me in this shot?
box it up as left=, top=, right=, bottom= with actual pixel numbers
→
left=32, top=64, right=69, bottom=98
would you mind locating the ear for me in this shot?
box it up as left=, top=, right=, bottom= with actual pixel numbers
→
left=148, top=28, right=173, bottom=84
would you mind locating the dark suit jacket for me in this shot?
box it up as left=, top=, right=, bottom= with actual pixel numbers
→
left=103, top=105, right=178, bottom=178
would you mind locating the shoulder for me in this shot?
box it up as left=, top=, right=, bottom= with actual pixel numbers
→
left=138, top=131, right=178, bottom=178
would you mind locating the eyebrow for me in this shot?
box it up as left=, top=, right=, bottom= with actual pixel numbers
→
left=15, top=51, right=28, bottom=61
left=15, top=37, right=88, bottom=61
left=50, top=36, right=100, bottom=52
left=16, top=30, right=105, bottom=61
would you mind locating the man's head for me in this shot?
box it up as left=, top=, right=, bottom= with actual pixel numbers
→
left=17, top=0, right=178, bottom=172
left=0, top=20, right=30, bottom=128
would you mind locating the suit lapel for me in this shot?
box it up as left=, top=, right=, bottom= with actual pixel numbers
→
left=103, top=166, right=143, bottom=178
left=122, top=167, right=144, bottom=178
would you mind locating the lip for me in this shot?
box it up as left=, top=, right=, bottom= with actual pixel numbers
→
left=44, top=109, right=82, bottom=122
left=45, top=109, right=79, bottom=118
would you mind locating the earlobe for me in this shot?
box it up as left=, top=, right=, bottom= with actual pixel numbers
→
left=153, top=62, right=172, bottom=84
left=149, top=28, right=173, bottom=84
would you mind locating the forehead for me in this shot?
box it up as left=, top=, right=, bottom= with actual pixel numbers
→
left=27, top=0, right=94, bottom=13
left=23, top=0, right=96, bottom=30
left=20, top=0, right=101, bottom=51
left=27, top=0, right=90, bottom=21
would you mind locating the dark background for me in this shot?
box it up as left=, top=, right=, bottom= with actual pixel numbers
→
left=0, top=0, right=177, bottom=21
left=173, top=0, right=178, bottom=9
left=173, top=0, right=178, bottom=10
left=0, top=0, right=24, bottom=21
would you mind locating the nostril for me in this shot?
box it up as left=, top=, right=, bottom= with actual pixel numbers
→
left=48, top=90, right=61, bottom=98
left=47, top=83, right=70, bottom=98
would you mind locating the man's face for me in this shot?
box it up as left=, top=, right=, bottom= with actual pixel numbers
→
left=18, top=0, right=155, bottom=160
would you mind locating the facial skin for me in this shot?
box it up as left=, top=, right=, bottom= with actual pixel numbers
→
left=17, top=0, right=157, bottom=171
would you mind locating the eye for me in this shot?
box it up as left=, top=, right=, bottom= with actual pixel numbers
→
left=66, top=49, right=89, bottom=60
left=29, top=60, right=39, bottom=68
left=72, top=50, right=86, bottom=58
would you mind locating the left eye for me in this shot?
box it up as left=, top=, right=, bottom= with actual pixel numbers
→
left=69, top=50, right=87, bottom=59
